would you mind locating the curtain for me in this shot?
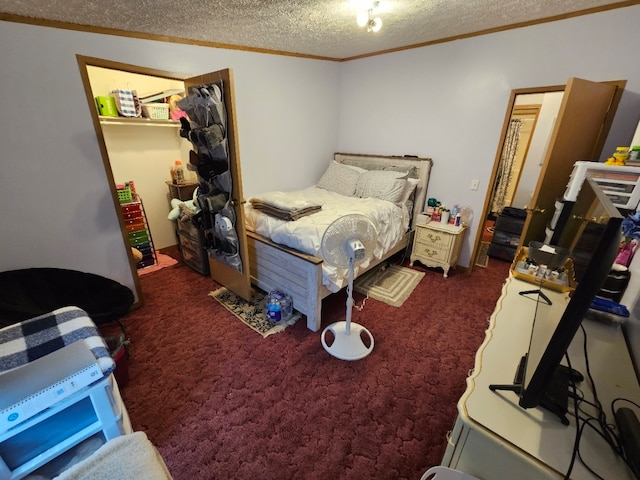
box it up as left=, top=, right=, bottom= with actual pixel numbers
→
left=491, top=118, right=522, bottom=215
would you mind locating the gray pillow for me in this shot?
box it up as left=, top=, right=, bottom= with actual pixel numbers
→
left=316, top=161, right=360, bottom=196
left=355, top=170, right=408, bottom=203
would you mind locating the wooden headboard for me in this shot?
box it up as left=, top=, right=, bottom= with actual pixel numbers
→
left=333, top=152, right=433, bottom=229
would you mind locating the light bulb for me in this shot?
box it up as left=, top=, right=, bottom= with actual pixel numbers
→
left=371, top=17, right=382, bottom=32
left=356, top=10, right=369, bottom=27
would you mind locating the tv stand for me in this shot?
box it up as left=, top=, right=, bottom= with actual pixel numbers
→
left=489, top=355, right=571, bottom=425
left=442, top=276, right=640, bottom=479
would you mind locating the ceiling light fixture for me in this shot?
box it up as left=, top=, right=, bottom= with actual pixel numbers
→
left=357, top=1, right=382, bottom=33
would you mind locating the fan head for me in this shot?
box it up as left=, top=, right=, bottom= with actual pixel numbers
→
left=321, top=214, right=377, bottom=268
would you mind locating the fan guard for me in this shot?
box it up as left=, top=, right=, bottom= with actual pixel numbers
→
left=320, top=214, right=377, bottom=361
left=321, top=214, right=377, bottom=269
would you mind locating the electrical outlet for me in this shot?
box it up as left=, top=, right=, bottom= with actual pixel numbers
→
left=471, top=179, right=480, bottom=191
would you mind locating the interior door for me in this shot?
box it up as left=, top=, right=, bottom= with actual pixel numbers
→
left=183, top=69, right=252, bottom=301
left=517, top=77, right=624, bottom=250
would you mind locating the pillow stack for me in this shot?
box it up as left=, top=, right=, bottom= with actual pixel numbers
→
left=316, top=161, right=418, bottom=205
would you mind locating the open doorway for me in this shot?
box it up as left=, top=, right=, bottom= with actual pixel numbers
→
left=473, top=79, right=625, bottom=270
left=475, top=87, right=564, bottom=267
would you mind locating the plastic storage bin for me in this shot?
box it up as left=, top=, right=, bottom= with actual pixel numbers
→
left=141, top=103, right=170, bottom=120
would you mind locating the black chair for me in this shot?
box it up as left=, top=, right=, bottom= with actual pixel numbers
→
left=0, top=268, right=134, bottom=332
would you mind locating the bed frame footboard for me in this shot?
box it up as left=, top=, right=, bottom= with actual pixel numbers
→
left=247, top=231, right=412, bottom=332
left=247, top=231, right=328, bottom=331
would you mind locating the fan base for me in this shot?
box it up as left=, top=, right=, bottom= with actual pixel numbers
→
left=321, top=321, right=374, bottom=361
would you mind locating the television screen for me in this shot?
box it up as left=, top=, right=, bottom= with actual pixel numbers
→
left=491, top=178, right=623, bottom=423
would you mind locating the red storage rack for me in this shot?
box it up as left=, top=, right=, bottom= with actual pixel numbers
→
left=119, top=190, right=157, bottom=269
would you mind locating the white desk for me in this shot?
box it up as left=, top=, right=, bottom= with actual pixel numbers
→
left=442, top=275, right=640, bottom=479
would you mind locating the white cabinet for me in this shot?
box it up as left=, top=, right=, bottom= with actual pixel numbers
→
left=565, top=161, right=640, bottom=210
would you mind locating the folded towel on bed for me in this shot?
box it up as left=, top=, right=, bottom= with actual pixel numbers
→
left=250, top=192, right=321, bottom=221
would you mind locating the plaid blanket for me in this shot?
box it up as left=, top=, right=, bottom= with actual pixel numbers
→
left=0, top=306, right=114, bottom=375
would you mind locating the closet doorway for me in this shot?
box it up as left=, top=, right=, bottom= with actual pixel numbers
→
left=77, top=56, right=191, bottom=306
left=77, top=56, right=252, bottom=307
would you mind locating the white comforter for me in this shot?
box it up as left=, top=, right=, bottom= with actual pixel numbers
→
left=244, top=186, right=410, bottom=292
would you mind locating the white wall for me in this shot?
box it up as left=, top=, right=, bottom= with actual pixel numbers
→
left=0, top=22, right=340, bottom=298
left=337, top=4, right=640, bottom=267
left=2, top=5, right=640, bottom=300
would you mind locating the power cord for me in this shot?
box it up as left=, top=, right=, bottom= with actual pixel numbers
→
left=562, top=325, right=638, bottom=479
left=353, top=261, right=392, bottom=312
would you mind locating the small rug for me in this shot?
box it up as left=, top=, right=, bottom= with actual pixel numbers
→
left=354, top=265, right=425, bottom=308
left=476, top=242, right=490, bottom=268
left=209, top=288, right=301, bottom=337
left=138, top=253, right=178, bottom=276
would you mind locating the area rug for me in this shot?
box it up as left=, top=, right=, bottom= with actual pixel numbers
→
left=209, top=288, right=301, bottom=337
left=476, top=242, right=490, bottom=268
left=138, top=253, right=178, bottom=276
left=354, top=264, right=425, bottom=307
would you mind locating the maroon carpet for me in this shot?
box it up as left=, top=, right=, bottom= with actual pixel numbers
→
left=116, top=250, right=509, bottom=480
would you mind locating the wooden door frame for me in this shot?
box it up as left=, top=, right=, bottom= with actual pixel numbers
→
left=469, top=85, right=564, bottom=272
left=76, top=55, right=190, bottom=309
left=468, top=80, right=625, bottom=273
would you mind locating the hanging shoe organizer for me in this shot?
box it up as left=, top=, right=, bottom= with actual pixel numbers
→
left=177, top=82, right=243, bottom=273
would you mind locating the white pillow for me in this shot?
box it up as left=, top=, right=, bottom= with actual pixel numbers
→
left=355, top=170, right=408, bottom=202
left=342, top=162, right=368, bottom=173
left=316, top=161, right=360, bottom=196
left=400, top=178, right=420, bottom=204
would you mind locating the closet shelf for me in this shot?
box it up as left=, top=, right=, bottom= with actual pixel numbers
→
left=99, top=116, right=180, bottom=127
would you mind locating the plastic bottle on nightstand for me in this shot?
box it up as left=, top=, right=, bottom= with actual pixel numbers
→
left=450, top=205, right=459, bottom=224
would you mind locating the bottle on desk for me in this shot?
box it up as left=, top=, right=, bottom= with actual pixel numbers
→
left=174, top=160, right=185, bottom=184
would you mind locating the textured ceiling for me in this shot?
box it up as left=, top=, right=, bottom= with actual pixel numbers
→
left=0, top=0, right=633, bottom=60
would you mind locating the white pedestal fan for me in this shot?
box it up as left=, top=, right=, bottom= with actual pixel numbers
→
left=320, top=214, right=377, bottom=360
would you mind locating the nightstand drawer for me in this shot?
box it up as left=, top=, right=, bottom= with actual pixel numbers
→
left=415, top=226, right=454, bottom=250
left=412, top=242, right=448, bottom=262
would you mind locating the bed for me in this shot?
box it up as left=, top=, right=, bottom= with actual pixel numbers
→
left=244, top=153, right=432, bottom=331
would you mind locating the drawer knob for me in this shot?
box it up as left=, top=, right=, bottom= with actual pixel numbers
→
left=427, top=233, right=441, bottom=242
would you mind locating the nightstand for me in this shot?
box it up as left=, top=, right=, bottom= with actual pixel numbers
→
left=410, top=222, right=467, bottom=277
